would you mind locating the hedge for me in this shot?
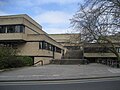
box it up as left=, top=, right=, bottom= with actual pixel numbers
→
left=0, top=56, right=33, bottom=69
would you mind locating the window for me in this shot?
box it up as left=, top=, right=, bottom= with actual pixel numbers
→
left=0, top=25, right=25, bottom=33
left=39, top=42, right=43, bottom=49
left=56, top=47, right=61, bottom=53
left=48, top=44, right=51, bottom=50
left=44, top=42, right=48, bottom=49
left=7, top=26, right=15, bottom=33
left=118, top=48, right=120, bottom=53
left=0, top=26, right=6, bottom=33
left=116, top=47, right=120, bottom=53
left=15, top=25, right=24, bottom=33
left=84, top=47, right=111, bottom=53
left=39, top=41, right=46, bottom=49
left=50, top=45, right=54, bottom=51
left=39, top=41, right=62, bottom=53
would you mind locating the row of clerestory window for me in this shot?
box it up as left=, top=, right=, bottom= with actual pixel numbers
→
left=0, top=24, right=25, bottom=33
left=84, top=47, right=120, bottom=53
left=39, top=41, right=62, bottom=53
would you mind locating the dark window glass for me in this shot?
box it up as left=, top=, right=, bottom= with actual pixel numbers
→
left=51, top=46, right=53, bottom=51
left=49, top=44, right=51, bottom=50
left=56, top=47, right=61, bottom=53
left=0, top=25, right=25, bottom=33
left=7, top=26, right=15, bottom=33
left=42, top=41, right=46, bottom=49
left=116, top=47, right=120, bottom=53
left=44, top=42, right=47, bottom=49
left=84, top=47, right=111, bottom=53
left=20, top=25, right=25, bottom=33
left=54, top=47, right=56, bottom=52
left=39, top=41, right=62, bottom=53
left=39, top=42, right=43, bottom=49
left=0, top=26, right=6, bottom=33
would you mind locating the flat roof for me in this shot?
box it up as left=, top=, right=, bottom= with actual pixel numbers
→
left=0, top=14, right=42, bottom=29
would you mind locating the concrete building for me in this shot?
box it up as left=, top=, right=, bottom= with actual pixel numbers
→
left=49, top=34, right=120, bottom=62
left=1, top=14, right=119, bottom=64
left=84, top=43, right=120, bottom=62
left=49, top=34, right=83, bottom=59
left=49, top=34, right=81, bottom=50
left=0, top=14, right=65, bottom=65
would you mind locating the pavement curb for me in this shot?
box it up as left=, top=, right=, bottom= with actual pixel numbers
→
left=0, top=75, right=120, bottom=82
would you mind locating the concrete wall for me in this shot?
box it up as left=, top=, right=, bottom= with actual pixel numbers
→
left=49, top=34, right=80, bottom=43
left=34, top=57, right=52, bottom=65
left=26, top=34, right=65, bottom=50
left=17, top=41, right=62, bottom=58
left=0, top=14, right=65, bottom=65
left=0, top=17, right=23, bottom=25
left=17, top=41, right=63, bottom=64
left=23, top=18, right=46, bottom=34
left=0, top=33, right=27, bottom=41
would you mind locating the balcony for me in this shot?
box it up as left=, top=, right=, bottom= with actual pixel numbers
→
left=0, top=33, right=26, bottom=42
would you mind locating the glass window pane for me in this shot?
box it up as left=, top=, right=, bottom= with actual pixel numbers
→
left=15, top=25, right=25, bottom=33
left=20, top=25, right=24, bottom=33
left=7, top=26, right=15, bottom=33
left=39, top=42, right=43, bottom=49
left=0, top=26, right=6, bottom=33
left=15, top=26, right=21, bottom=33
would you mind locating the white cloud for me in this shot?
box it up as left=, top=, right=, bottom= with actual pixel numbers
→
left=0, top=11, right=6, bottom=15
left=33, top=11, right=73, bottom=34
left=0, top=11, right=11, bottom=16
left=34, top=11, right=72, bottom=24
left=33, top=10, right=75, bottom=34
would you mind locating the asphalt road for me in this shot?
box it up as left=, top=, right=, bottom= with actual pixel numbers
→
left=0, top=78, right=120, bottom=90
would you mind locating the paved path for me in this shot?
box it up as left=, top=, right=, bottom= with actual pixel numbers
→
left=0, top=63, right=120, bottom=81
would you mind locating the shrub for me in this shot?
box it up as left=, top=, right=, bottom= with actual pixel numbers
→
left=0, top=45, right=33, bottom=69
left=17, top=56, right=33, bottom=66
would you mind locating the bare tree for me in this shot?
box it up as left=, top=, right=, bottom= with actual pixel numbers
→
left=71, top=0, right=120, bottom=60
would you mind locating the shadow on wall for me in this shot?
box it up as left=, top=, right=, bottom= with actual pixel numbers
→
left=34, top=60, right=43, bottom=66
left=63, top=50, right=83, bottom=59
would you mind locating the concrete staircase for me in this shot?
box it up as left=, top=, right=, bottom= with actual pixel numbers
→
left=50, top=50, right=88, bottom=65
left=63, top=50, right=83, bottom=59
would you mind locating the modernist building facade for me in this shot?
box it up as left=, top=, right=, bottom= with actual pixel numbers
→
left=84, top=43, right=120, bottom=62
left=49, top=34, right=81, bottom=50
left=0, top=14, right=119, bottom=64
left=0, top=14, right=65, bottom=65
left=50, top=34, right=120, bottom=62
left=49, top=34, right=83, bottom=59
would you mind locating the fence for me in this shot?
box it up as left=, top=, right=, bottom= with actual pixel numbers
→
left=97, top=59, right=120, bottom=68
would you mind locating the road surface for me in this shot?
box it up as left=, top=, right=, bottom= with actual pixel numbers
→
left=0, top=78, right=120, bottom=90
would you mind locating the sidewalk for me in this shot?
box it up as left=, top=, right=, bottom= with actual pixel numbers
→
left=0, top=63, right=120, bottom=81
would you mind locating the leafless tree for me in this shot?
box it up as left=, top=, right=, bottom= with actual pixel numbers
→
left=71, top=0, right=120, bottom=60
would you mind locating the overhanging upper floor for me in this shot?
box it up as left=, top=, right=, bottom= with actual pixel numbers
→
left=0, top=33, right=27, bottom=41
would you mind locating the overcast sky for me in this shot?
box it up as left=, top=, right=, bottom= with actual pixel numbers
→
left=0, top=0, right=83, bottom=34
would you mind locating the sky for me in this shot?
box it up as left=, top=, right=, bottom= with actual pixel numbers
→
left=0, top=0, right=83, bottom=34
